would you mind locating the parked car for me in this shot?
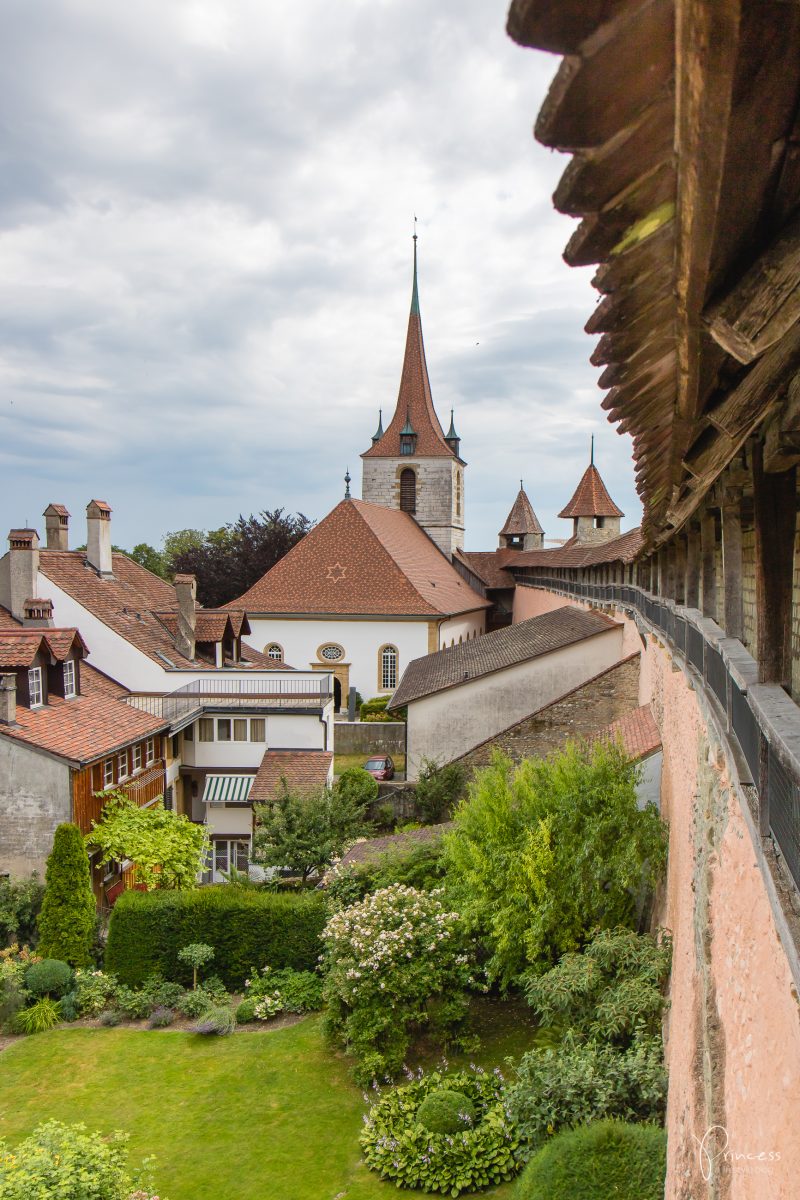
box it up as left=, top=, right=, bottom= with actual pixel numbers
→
left=363, top=755, right=395, bottom=781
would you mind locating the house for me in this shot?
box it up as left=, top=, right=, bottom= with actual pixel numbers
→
left=390, top=605, right=624, bottom=778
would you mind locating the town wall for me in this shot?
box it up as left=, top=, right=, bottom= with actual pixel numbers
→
left=0, top=738, right=71, bottom=876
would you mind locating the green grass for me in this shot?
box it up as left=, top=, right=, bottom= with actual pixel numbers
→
left=0, top=1000, right=536, bottom=1200
left=334, top=752, right=406, bottom=776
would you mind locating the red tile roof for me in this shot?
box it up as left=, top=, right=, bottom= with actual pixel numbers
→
left=588, top=704, right=661, bottom=761
left=558, top=464, right=624, bottom=518
left=509, top=526, right=644, bottom=569
left=231, top=499, right=489, bottom=618
left=390, top=606, right=619, bottom=707
left=500, top=487, right=544, bottom=536
left=454, top=549, right=516, bottom=590
left=0, top=627, right=87, bottom=669
left=362, top=253, right=457, bottom=461
left=250, top=750, right=333, bottom=802
left=44, top=503, right=70, bottom=517
left=0, top=662, right=168, bottom=765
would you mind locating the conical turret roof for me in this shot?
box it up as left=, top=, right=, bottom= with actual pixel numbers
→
left=558, top=464, right=624, bottom=518
left=363, top=239, right=459, bottom=461
left=500, top=485, right=544, bottom=536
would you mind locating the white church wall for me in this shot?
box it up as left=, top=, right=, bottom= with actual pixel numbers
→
left=244, top=616, right=431, bottom=701
left=439, top=610, right=486, bottom=647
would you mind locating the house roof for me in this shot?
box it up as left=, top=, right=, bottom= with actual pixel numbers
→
left=0, top=661, right=168, bottom=765
left=558, top=464, right=624, bottom=518
left=250, top=749, right=334, bottom=803
left=500, top=487, right=544, bottom=536
left=454, top=549, right=516, bottom=590
left=390, top=606, right=619, bottom=707
left=588, top=703, right=661, bottom=762
left=508, top=526, right=644, bottom=570
left=362, top=242, right=457, bottom=461
left=335, top=822, right=453, bottom=873
left=0, top=626, right=88, bottom=669
left=231, top=499, right=489, bottom=618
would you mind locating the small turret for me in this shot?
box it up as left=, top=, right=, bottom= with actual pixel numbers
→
left=499, top=482, right=544, bottom=551
left=558, top=440, right=624, bottom=544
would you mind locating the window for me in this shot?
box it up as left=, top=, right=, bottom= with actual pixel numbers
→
left=184, top=724, right=194, bottom=741
left=380, top=645, right=398, bottom=690
left=400, top=468, right=416, bottom=513
left=198, top=718, right=214, bottom=742
left=250, top=718, right=266, bottom=742
left=595, top=516, right=605, bottom=529
left=266, top=644, right=283, bottom=661
left=103, top=759, right=114, bottom=788
left=212, top=839, right=250, bottom=880
left=63, top=659, right=76, bottom=698
left=234, top=719, right=248, bottom=742
left=217, top=719, right=231, bottom=742
left=319, top=644, right=343, bottom=662
left=28, top=667, right=43, bottom=708
left=456, top=471, right=462, bottom=518
left=117, top=749, right=128, bottom=780
left=132, top=744, right=142, bottom=773
left=145, top=737, right=156, bottom=765
left=171, top=734, right=181, bottom=758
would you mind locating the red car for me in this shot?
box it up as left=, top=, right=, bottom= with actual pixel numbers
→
left=363, top=755, right=395, bottom=781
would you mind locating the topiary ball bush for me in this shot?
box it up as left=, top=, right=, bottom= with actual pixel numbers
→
left=25, top=958, right=74, bottom=998
left=515, top=1119, right=666, bottom=1200
left=417, top=1089, right=476, bottom=1135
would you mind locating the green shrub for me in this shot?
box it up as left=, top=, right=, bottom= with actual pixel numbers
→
left=114, top=985, right=152, bottom=1021
left=98, top=1009, right=121, bottom=1027
left=25, top=957, right=74, bottom=998
left=244, top=966, right=323, bottom=1018
left=515, top=1119, right=666, bottom=1200
left=505, top=1035, right=667, bottom=1154
left=139, top=976, right=185, bottom=1011
left=16, top=996, right=62, bottom=1034
left=0, top=875, right=44, bottom=948
left=148, top=1005, right=175, bottom=1029
left=177, top=988, right=214, bottom=1019
left=360, top=696, right=390, bottom=719
left=0, top=1118, right=163, bottom=1199
left=335, top=767, right=379, bottom=808
left=361, top=1067, right=522, bottom=1195
left=59, top=990, right=79, bottom=1022
left=414, top=758, right=466, bottom=823
left=73, top=968, right=118, bottom=1016
left=326, top=839, right=447, bottom=911
left=417, top=1088, right=476, bottom=1134
left=105, top=886, right=326, bottom=988
left=236, top=997, right=257, bottom=1024
left=37, top=825, right=97, bottom=967
left=524, top=928, right=672, bottom=1047
left=193, top=1004, right=235, bottom=1036
left=0, top=975, right=26, bottom=1033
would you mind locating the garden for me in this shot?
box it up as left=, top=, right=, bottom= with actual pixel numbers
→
left=0, top=739, right=670, bottom=1200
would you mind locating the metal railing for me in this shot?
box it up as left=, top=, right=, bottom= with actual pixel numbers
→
left=127, top=672, right=333, bottom=725
left=515, top=570, right=800, bottom=893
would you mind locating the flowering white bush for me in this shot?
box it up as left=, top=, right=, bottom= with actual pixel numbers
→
left=321, top=884, right=476, bottom=1083
left=74, top=968, right=118, bottom=1016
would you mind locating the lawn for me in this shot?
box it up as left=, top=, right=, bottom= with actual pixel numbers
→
left=0, top=1000, right=537, bottom=1200
left=334, top=751, right=406, bottom=776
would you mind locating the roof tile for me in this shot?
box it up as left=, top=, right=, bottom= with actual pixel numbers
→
left=250, top=750, right=333, bottom=802
left=558, top=464, right=624, bottom=518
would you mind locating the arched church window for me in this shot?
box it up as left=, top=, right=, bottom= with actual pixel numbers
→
left=400, top=468, right=416, bottom=513
left=380, top=645, right=398, bottom=690
left=266, top=643, right=283, bottom=661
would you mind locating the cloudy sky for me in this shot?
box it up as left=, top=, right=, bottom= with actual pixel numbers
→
left=1, top=0, right=641, bottom=554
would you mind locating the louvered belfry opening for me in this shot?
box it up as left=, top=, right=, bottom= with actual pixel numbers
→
left=400, top=468, right=416, bottom=513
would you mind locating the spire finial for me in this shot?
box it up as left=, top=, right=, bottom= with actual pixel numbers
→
left=344, top=469, right=351, bottom=499
left=590, top=434, right=594, bottom=466
left=520, top=479, right=523, bottom=491
left=411, top=219, right=420, bottom=316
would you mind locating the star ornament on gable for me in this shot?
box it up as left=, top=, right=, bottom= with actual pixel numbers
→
left=326, top=562, right=347, bottom=583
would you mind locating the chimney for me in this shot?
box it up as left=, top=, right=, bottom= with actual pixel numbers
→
left=23, top=598, right=54, bottom=628
left=86, top=500, right=113, bottom=576
left=43, top=504, right=70, bottom=551
left=8, top=529, right=40, bottom=622
left=0, top=674, right=16, bottom=725
left=174, top=574, right=197, bottom=661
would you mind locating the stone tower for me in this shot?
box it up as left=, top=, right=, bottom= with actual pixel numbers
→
left=361, top=238, right=465, bottom=558
left=559, top=443, right=623, bottom=544
left=498, top=483, right=544, bottom=551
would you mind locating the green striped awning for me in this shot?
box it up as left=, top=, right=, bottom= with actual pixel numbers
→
left=202, top=775, right=254, bottom=805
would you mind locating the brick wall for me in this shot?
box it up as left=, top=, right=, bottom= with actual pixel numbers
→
left=456, top=653, right=641, bottom=772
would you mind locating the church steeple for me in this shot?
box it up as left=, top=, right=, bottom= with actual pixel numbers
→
left=499, top=482, right=544, bottom=551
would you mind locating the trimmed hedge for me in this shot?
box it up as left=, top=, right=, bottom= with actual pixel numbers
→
left=515, top=1120, right=666, bottom=1200
left=105, top=887, right=326, bottom=988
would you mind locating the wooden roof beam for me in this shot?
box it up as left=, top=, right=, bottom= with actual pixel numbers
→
left=506, top=0, right=630, bottom=56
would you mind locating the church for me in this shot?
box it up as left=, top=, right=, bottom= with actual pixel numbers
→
left=235, top=241, right=639, bottom=707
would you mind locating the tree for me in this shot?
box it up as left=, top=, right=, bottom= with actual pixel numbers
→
left=86, top=791, right=208, bottom=890
left=335, top=766, right=378, bottom=808
left=413, top=758, right=467, bottom=823
left=178, top=942, right=215, bottom=989
left=444, top=742, right=667, bottom=987
left=128, top=542, right=170, bottom=579
left=37, top=824, right=96, bottom=967
left=253, top=781, right=371, bottom=882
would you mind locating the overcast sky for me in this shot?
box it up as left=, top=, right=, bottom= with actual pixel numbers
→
left=1, top=0, right=641, bottom=554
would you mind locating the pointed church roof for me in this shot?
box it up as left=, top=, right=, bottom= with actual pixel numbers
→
left=500, top=485, right=544, bottom=536
left=363, top=239, right=458, bottom=461
left=230, top=499, right=489, bottom=618
left=558, top=464, right=624, bottom=518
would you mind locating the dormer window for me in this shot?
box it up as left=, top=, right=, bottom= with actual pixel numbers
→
left=28, top=667, right=43, bottom=709
left=399, top=414, right=417, bottom=456
left=63, top=659, right=76, bottom=698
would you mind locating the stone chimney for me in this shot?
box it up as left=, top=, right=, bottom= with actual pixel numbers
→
left=22, top=598, right=54, bottom=628
left=0, top=674, right=16, bottom=725
left=174, top=574, right=197, bottom=661
left=43, top=504, right=70, bottom=551
left=8, top=529, right=40, bottom=622
left=86, top=500, right=113, bottom=576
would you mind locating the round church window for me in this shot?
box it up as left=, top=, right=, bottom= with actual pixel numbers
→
left=320, top=644, right=344, bottom=661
